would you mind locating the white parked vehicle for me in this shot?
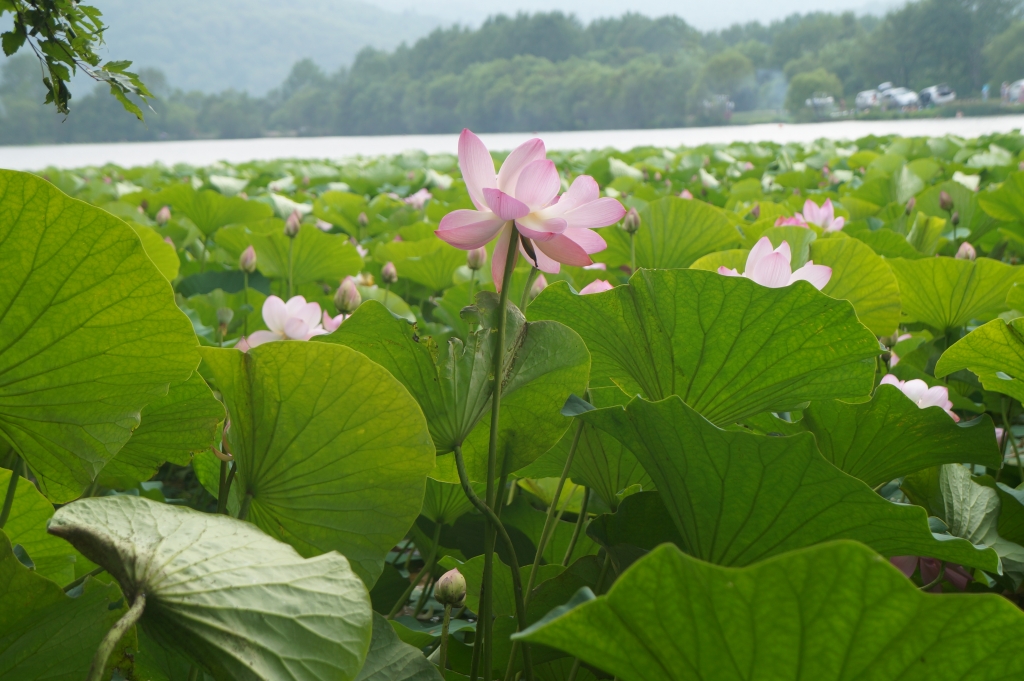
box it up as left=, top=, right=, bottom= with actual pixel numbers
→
left=919, top=84, right=956, bottom=107
left=855, top=89, right=879, bottom=111
left=881, top=87, right=919, bottom=110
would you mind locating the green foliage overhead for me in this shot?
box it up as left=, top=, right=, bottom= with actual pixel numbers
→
left=936, top=318, right=1024, bottom=402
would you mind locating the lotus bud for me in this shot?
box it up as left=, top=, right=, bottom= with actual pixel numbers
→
left=750, top=203, right=761, bottom=220
left=140, top=199, right=149, bottom=211
left=621, top=207, right=641, bottom=235
left=434, top=568, right=467, bottom=608
left=239, top=245, right=257, bottom=273
left=358, top=211, right=369, bottom=228
left=654, top=171, right=662, bottom=182
left=467, top=246, right=487, bottom=271
left=284, top=210, right=301, bottom=238
left=163, top=237, right=175, bottom=247
left=335, top=276, right=361, bottom=314
left=156, top=205, right=171, bottom=225
left=381, top=261, right=398, bottom=284
left=939, top=190, right=953, bottom=212
left=530, top=274, right=548, bottom=300
left=951, top=211, right=960, bottom=226
left=905, top=197, right=916, bottom=215
left=956, top=241, right=976, bottom=261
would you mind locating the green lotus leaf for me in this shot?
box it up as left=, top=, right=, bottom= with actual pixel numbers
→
left=98, top=373, right=224, bottom=489
left=313, top=191, right=367, bottom=237
left=513, top=541, right=1024, bottom=681
left=200, top=342, right=434, bottom=584
left=0, top=532, right=129, bottom=680
left=598, top=196, right=741, bottom=269
left=850, top=228, right=925, bottom=259
left=888, top=257, right=1022, bottom=332
left=979, top=172, right=1024, bottom=223
left=0, top=170, right=199, bottom=502
left=580, top=395, right=997, bottom=570
left=529, top=269, right=879, bottom=425
left=935, top=317, right=1024, bottom=402
left=585, top=491, right=684, bottom=572
left=801, top=384, right=1000, bottom=488
left=129, top=223, right=180, bottom=281
left=373, top=239, right=466, bottom=292
left=226, top=223, right=364, bottom=286
left=357, top=613, right=443, bottom=681
left=47, top=495, right=373, bottom=681
left=153, top=185, right=273, bottom=236
left=688, top=248, right=747, bottom=273
left=421, top=478, right=477, bottom=526
left=811, top=234, right=901, bottom=335
left=0, top=467, right=78, bottom=584
left=319, top=299, right=589, bottom=482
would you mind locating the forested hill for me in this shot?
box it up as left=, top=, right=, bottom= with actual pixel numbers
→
left=2, top=0, right=1023, bottom=144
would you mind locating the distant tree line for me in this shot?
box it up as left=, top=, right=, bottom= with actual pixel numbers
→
left=1, top=0, right=1022, bottom=144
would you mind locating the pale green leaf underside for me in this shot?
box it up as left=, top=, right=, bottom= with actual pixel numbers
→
left=0, top=170, right=199, bottom=503
left=935, top=318, right=1024, bottom=403
left=582, top=396, right=998, bottom=571
left=529, top=269, right=880, bottom=425
left=48, top=496, right=373, bottom=681
left=200, top=341, right=435, bottom=584
left=515, top=541, right=1024, bottom=681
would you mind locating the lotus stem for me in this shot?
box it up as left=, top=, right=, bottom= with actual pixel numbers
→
left=629, top=232, right=636, bottom=273
left=88, top=592, right=146, bottom=681
left=384, top=282, right=390, bottom=305
left=438, top=603, right=453, bottom=673
left=1002, top=399, right=1023, bottom=482
left=63, top=566, right=105, bottom=593
left=565, top=659, right=583, bottom=681
left=919, top=563, right=946, bottom=591
left=199, top=238, right=210, bottom=273
left=0, top=456, right=23, bottom=530
left=243, top=271, right=249, bottom=335
left=387, top=522, right=443, bottom=620
left=287, top=238, right=295, bottom=298
left=187, top=666, right=200, bottom=681
left=237, top=491, right=253, bottom=521
left=563, top=487, right=590, bottom=567
left=520, top=266, right=539, bottom=310
left=454, top=445, right=535, bottom=681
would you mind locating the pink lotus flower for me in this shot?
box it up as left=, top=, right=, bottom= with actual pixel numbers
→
left=879, top=374, right=959, bottom=421
left=890, top=556, right=971, bottom=592
left=679, top=189, right=694, bottom=199
left=244, top=295, right=328, bottom=348
left=774, top=213, right=808, bottom=227
left=802, top=199, right=844, bottom=232
left=717, top=237, right=831, bottom=290
left=405, top=188, right=433, bottom=210
left=889, top=332, right=912, bottom=367
left=322, top=310, right=345, bottom=333
left=583, top=262, right=607, bottom=271
left=580, top=279, right=614, bottom=294
left=436, top=129, right=625, bottom=290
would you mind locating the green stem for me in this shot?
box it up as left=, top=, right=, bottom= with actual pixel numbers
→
left=217, top=461, right=236, bottom=515
left=287, top=237, right=295, bottom=299
left=562, top=487, right=590, bottom=567
left=454, top=444, right=534, bottom=681
left=468, top=271, right=478, bottom=333
left=387, top=522, right=443, bottom=620
left=199, top=238, right=210, bottom=273
left=1002, top=399, right=1023, bottom=482
left=64, top=566, right=105, bottom=593
left=920, top=563, right=946, bottom=591
left=243, top=271, right=249, bottom=336
left=0, top=456, right=24, bottom=530
left=595, top=551, right=612, bottom=594
left=565, top=659, right=583, bottom=681
left=384, top=283, right=390, bottom=305
left=438, top=603, right=453, bottom=673
left=87, top=592, right=146, bottom=681
left=187, top=667, right=200, bottom=681
left=237, top=491, right=253, bottom=521
left=520, top=266, right=539, bottom=310
left=629, top=232, right=636, bottom=273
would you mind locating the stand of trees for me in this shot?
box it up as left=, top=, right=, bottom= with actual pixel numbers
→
left=1, top=0, right=1022, bottom=144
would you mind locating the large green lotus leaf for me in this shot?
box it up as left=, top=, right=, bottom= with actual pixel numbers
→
left=514, top=541, right=1024, bottom=681
left=500, top=495, right=600, bottom=565
left=935, top=317, right=1024, bottom=402
left=0, top=532, right=128, bottom=680
left=357, top=613, right=443, bottom=681
left=48, top=496, right=373, bottom=681
left=888, top=257, right=1022, bottom=332
left=373, top=239, right=466, bottom=292
left=313, top=191, right=368, bottom=237
left=320, top=299, right=589, bottom=482
left=129, top=222, right=180, bottom=281
left=599, top=196, right=741, bottom=269
left=421, top=478, right=477, bottom=526
left=936, top=465, right=1024, bottom=574
left=99, top=373, right=224, bottom=489
left=0, top=170, right=199, bottom=502
left=200, top=342, right=434, bottom=584
left=586, top=491, right=684, bottom=572
left=0, top=468, right=77, bottom=584
left=851, top=228, right=925, bottom=259
left=529, top=269, right=879, bottom=425
left=810, top=234, right=901, bottom=335
left=688, top=249, right=747, bottom=273
left=979, top=172, right=1024, bottom=223
left=239, top=224, right=364, bottom=286
left=153, top=185, right=273, bottom=236
left=581, top=396, right=997, bottom=570
left=801, top=384, right=1000, bottom=488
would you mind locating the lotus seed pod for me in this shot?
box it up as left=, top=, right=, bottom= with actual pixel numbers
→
left=621, top=207, right=641, bottom=235
left=216, top=307, right=234, bottom=326
left=155, top=205, right=171, bottom=225
left=434, top=568, right=467, bottom=607
left=467, top=246, right=487, bottom=271
left=334, top=276, right=362, bottom=314
left=955, top=241, right=976, bottom=261
left=239, top=245, right=257, bottom=273
left=284, top=210, right=301, bottom=238
left=939, top=190, right=953, bottom=212
left=381, top=261, right=398, bottom=284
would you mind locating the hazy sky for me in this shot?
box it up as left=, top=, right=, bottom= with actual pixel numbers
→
left=370, top=0, right=902, bottom=29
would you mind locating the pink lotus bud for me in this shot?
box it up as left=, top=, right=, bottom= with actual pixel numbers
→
left=381, top=261, right=398, bottom=284
left=334, top=276, right=361, bottom=314
left=621, top=207, right=641, bottom=235
left=955, top=242, right=976, bottom=260
left=680, top=189, right=694, bottom=199
left=530, top=274, right=548, bottom=300
left=905, top=197, right=916, bottom=215
left=163, top=237, right=175, bottom=247
left=235, top=336, right=251, bottom=353
left=284, top=210, right=301, bottom=238
left=951, top=211, right=960, bottom=226
left=939, top=190, right=953, bottom=212
left=358, top=211, right=369, bottom=227
left=750, top=203, right=761, bottom=220
left=467, top=246, right=487, bottom=271
left=653, top=171, right=662, bottom=181
left=434, top=568, right=466, bottom=607
left=239, top=245, right=257, bottom=273
left=156, top=206, right=171, bottom=225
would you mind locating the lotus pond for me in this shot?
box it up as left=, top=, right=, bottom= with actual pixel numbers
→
left=4, top=128, right=1024, bottom=681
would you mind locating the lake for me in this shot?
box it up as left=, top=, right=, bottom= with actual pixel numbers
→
left=2, top=115, right=1023, bottom=170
